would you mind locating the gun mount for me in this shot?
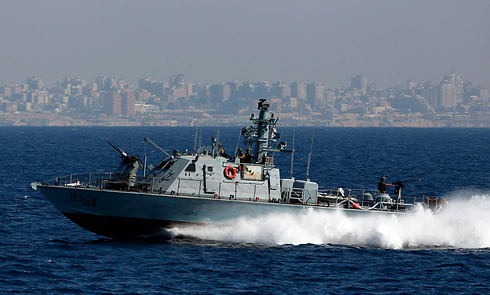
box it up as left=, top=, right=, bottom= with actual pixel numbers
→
left=105, top=139, right=141, bottom=187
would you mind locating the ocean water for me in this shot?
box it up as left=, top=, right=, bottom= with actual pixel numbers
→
left=2, top=126, right=490, bottom=294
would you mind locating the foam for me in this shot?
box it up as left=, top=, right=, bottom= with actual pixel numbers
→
left=169, top=192, right=490, bottom=249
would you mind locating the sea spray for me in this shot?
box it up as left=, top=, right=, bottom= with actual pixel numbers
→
left=170, top=192, right=490, bottom=249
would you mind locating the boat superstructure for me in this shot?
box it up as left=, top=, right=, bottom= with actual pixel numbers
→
left=31, top=99, right=446, bottom=239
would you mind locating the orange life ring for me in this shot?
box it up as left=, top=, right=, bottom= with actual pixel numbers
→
left=224, top=166, right=237, bottom=179
left=352, top=203, right=361, bottom=209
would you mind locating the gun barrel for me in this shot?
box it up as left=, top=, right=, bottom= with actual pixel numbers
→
left=396, top=179, right=422, bottom=184
left=105, top=139, right=128, bottom=157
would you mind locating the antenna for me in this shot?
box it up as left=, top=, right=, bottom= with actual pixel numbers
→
left=216, top=101, right=221, bottom=145
left=305, top=127, right=315, bottom=181
left=193, top=107, right=200, bottom=154
left=197, top=97, right=204, bottom=153
left=234, top=124, right=242, bottom=158
left=143, top=124, right=148, bottom=177
left=290, top=126, right=296, bottom=179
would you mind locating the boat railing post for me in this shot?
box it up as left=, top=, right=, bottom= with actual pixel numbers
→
left=177, top=179, right=181, bottom=195
left=199, top=180, right=202, bottom=197
left=89, top=172, right=92, bottom=187
left=152, top=177, right=155, bottom=193
left=70, top=174, right=73, bottom=183
left=219, top=182, right=221, bottom=198
left=254, top=185, right=257, bottom=201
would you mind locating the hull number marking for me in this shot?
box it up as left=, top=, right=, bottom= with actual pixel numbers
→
left=70, top=194, right=98, bottom=207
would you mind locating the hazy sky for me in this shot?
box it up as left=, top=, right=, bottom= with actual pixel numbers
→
left=1, top=0, right=489, bottom=89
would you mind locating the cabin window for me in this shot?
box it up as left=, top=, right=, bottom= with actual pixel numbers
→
left=185, top=163, right=196, bottom=172
left=207, top=166, right=213, bottom=172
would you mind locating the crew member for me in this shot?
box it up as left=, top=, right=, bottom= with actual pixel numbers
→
left=237, top=148, right=245, bottom=162
left=243, top=148, right=254, bottom=163
left=378, top=177, right=392, bottom=194
left=217, top=143, right=231, bottom=159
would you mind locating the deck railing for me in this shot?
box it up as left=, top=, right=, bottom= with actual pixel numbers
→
left=318, top=187, right=431, bottom=211
left=46, top=172, right=114, bottom=188
left=44, top=174, right=441, bottom=210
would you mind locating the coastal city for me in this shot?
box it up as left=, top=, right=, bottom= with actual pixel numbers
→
left=1, top=73, right=489, bottom=127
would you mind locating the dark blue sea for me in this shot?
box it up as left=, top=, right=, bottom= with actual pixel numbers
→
left=3, top=126, right=490, bottom=294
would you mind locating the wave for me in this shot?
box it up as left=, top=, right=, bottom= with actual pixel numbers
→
left=168, top=192, right=490, bottom=250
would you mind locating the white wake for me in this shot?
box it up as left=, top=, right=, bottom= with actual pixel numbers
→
left=169, top=192, right=490, bottom=249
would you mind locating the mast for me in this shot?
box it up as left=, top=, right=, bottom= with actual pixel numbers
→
left=254, top=99, right=273, bottom=163
left=242, top=99, right=290, bottom=164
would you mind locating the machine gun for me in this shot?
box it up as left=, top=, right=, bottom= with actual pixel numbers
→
left=105, top=139, right=142, bottom=186
left=393, top=179, right=421, bottom=196
left=105, top=139, right=141, bottom=165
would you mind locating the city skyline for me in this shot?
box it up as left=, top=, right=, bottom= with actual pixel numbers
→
left=2, top=70, right=489, bottom=128
left=1, top=1, right=489, bottom=89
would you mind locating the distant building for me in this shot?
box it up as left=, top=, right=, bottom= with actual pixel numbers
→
left=351, top=75, right=367, bottom=94
left=273, top=82, right=291, bottom=98
left=150, top=81, right=168, bottom=97
left=438, top=73, right=461, bottom=110
left=238, top=82, right=254, bottom=99
left=407, top=80, right=416, bottom=90
left=97, top=76, right=124, bottom=91
left=26, top=77, right=43, bottom=90
left=104, top=91, right=122, bottom=115
left=122, top=90, right=135, bottom=116
left=209, top=83, right=231, bottom=103
left=326, top=90, right=335, bottom=105
left=169, top=74, right=187, bottom=88
left=420, top=84, right=439, bottom=110
left=307, top=82, right=326, bottom=108
left=254, top=81, right=270, bottom=99
left=139, top=77, right=152, bottom=91
left=439, top=82, right=457, bottom=110
left=291, top=82, right=307, bottom=102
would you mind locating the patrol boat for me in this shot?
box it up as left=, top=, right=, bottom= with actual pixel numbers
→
left=31, top=99, right=447, bottom=239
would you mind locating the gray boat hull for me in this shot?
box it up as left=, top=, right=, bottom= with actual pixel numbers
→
left=37, top=185, right=383, bottom=239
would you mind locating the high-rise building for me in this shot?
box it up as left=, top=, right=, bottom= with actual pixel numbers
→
left=26, top=77, right=43, bottom=90
left=407, top=80, right=417, bottom=90
left=209, top=83, right=231, bottom=103
left=97, top=76, right=124, bottom=91
left=273, top=82, right=291, bottom=98
left=254, top=81, right=270, bottom=99
left=326, top=91, right=335, bottom=105
left=291, top=82, right=307, bottom=101
left=139, top=77, right=151, bottom=91
left=1, top=85, right=12, bottom=97
left=307, top=82, right=326, bottom=107
left=169, top=74, right=187, bottom=88
left=150, top=81, right=168, bottom=97
left=104, top=91, right=122, bottom=115
left=420, top=84, right=439, bottom=110
left=437, top=73, right=461, bottom=110
left=238, top=82, right=254, bottom=99
left=443, top=72, right=463, bottom=95
left=439, top=82, right=457, bottom=110
left=351, top=75, right=367, bottom=94
left=122, top=90, right=135, bottom=116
